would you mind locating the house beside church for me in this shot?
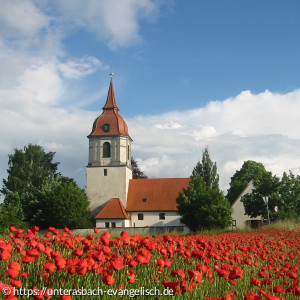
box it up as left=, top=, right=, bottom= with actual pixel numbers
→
left=231, top=180, right=262, bottom=228
left=86, top=78, right=260, bottom=229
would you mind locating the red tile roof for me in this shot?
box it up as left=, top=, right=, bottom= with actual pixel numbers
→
left=126, top=178, right=190, bottom=212
left=88, top=81, right=131, bottom=138
left=95, top=198, right=130, bottom=219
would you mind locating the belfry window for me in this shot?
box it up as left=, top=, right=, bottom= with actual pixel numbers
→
left=103, top=142, right=111, bottom=158
left=103, top=124, right=110, bottom=132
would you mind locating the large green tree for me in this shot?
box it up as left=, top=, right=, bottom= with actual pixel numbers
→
left=31, top=175, right=92, bottom=229
left=226, top=160, right=269, bottom=204
left=1, top=144, right=92, bottom=230
left=192, top=147, right=220, bottom=190
left=1, top=144, right=59, bottom=196
left=177, top=175, right=232, bottom=231
left=177, top=148, right=231, bottom=231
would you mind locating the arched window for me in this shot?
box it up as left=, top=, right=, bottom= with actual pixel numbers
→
left=103, top=142, right=111, bottom=158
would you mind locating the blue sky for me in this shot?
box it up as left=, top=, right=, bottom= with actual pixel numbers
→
left=72, top=0, right=300, bottom=115
left=0, top=0, right=300, bottom=194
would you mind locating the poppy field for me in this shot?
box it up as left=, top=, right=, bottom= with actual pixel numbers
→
left=0, top=226, right=299, bottom=299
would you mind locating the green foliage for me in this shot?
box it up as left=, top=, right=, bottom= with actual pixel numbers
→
left=192, top=147, right=220, bottom=190
left=1, top=144, right=92, bottom=229
left=241, top=169, right=300, bottom=222
left=226, top=160, right=269, bottom=204
left=277, top=171, right=300, bottom=220
left=177, top=175, right=232, bottom=231
left=1, top=144, right=59, bottom=196
left=178, top=148, right=231, bottom=231
left=131, top=157, right=148, bottom=179
left=0, top=192, right=29, bottom=234
left=32, top=175, right=92, bottom=229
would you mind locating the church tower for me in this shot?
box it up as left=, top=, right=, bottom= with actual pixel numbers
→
left=86, top=78, right=132, bottom=216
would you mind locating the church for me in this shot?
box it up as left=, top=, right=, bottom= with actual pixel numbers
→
left=86, top=78, right=190, bottom=228
left=86, top=78, right=260, bottom=229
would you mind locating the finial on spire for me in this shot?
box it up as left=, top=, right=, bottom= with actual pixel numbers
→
left=110, top=72, right=114, bottom=80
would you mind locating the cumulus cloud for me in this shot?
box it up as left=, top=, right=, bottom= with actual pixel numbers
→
left=128, top=89, right=300, bottom=190
left=155, top=121, right=183, bottom=130
left=0, top=0, right=169, bottom=199
left=0, top=0, right=49, bottom=38
left=1, top=87, right=300, bottom=194
left=0, top=0, right=299, bottom=197
left=58, top=57, right=107, bottom=79
left=54, top=0, right=161, bottom=49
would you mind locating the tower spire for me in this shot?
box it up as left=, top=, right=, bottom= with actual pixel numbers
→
left=103, top=75, right=119, bottom=111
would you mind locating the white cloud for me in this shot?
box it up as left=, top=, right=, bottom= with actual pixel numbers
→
left=19, top=62, right=62, bottom=105
left=129, top=89, right=300, bottom=190
left=0, top=1, right=299, bottom=197
left=1, top=88, right=300, bottom=195
left=0, top=0, right=49, bottom=38
left=155, top=121, right=183, bottom=129
left=58, top=57, right=108, bottom=79
left=54, top=0, right=161, bottom=49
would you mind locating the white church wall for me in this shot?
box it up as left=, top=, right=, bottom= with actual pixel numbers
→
left=86, top=165, right=132, bottom=215
left=96, top=219, right=130, bottom=228
left=130, top=211, right=181, bottom=227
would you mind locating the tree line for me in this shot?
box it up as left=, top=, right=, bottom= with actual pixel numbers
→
left=0, top=144, right=148, bottom=233
left=0, top=144, right=299, bottom=232
left=177, top=149, right=299, bottom=231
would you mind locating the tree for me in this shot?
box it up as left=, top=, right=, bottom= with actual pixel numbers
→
left=0, top=192, right=29, bottom=233
left=131, top=157, right=148, bottom=179
left=192, top=147, right=219, bottom=190
left=31, top=175, right=92, bottom=229
left=177, top=175, right=232, bottom=231
left=277, top=171, right=300, bottom=220
left=1, top=144, right=59, bottom=196
left=226, top=160, right=269, bottom=204
left=241, top=170, right=280, bottom=221
left=177, top=148, right=231, bottom=231
left=1, top=144, right=92, bottom=229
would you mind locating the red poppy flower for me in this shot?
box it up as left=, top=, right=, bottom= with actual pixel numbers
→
left=258, top=289, right=281, bottom=300
left=111, top=257, right=124, bottom=271
left=127, top=269, right=136, bottom=284
left=251, top=277, right=261, bottom=287
left=187, top=269, right=202, bottom=283
left=5, top=269, right=19, bottom=278
left=171, top=269, right=185, bottom=278
left=7, top=262, right=19, bottom=272
left=26, top=248, right=40, bottom=258
left=229, top=267, right=243, bottom=280
left=102, top=274, right=115, bottom=285
left=0, top=250, right=11, bottom=261
left=9, top=278, right=22, bottom=288
left=19, top=272, right=29, bottom=278
left=162, top=280, right=181, bottom=294
left=43, top=262, right=56, bottom=274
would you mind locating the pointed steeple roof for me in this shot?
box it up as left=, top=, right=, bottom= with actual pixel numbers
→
left=88, top=78, right=131, bottom=138
left=103, top=80, right=119, bottom=111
